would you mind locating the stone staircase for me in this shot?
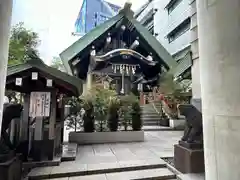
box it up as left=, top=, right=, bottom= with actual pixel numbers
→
left=141, top=103, right=162, bottom=126
left=141, top=102, right=171, bottom=130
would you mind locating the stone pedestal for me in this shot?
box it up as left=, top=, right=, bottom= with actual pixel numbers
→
left=32, top=140, right=54, bottom=161
left=174, top=143, right=204, bottom=174
left=0, top=152, right=22, bottom=180
left=16, top=140, right=29, bottom=161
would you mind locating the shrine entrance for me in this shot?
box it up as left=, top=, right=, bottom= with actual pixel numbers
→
left=60, top=2, right=176, bottom=97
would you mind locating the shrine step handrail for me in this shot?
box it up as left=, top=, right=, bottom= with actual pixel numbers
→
left=152, top=87, right=178, bottom=119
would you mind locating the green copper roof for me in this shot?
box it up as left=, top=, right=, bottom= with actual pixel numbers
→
left=60, top=14, right=124, bottom=73
left=60, top=2, right=177, bottom=74
left=7, top=59, right=83, bottom=96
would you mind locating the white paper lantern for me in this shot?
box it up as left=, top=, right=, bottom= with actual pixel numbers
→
left=15, top=78, right=22, bottom=86
left=32, top=72, right=38, bottom=80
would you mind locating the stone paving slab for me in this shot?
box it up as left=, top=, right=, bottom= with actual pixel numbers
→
left=69, top=174, right=107, bottom=180
left=106, top=168, right=175, bottom=180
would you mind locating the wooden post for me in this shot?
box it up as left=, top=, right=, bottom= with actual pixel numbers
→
left=21, top=94, right=30, bottom=141
left=48, top=90, right=56, bottom=159
left=34, top=117, right=43, bottom=140
left=0, top=0, right=13, bottom=138
left=87, top=71, right=92, bottom=90
left=49, top=90, right=56, bottom=140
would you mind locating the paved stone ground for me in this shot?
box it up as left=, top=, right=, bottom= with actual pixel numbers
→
left=28, top=131, right=182, bottom=179
left=75, top=131, right=182, bottom=164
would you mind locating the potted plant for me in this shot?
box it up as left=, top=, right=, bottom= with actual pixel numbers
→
left=82, top=97, right=95, bottom=132
left=131, top=101, right=142, bottom=131
left=65, top=96, right=82, bottom=132
left=90, top=85, right=117, bottom=132
left=107, top=96, right=120, bottom=131
left=119, top=94, right=136, bottom=131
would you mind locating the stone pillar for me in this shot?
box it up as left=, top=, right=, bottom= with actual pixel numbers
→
left=86, top=71, right=92, bottom=90
left=82, top=83, right=87, bottom=95
left=197, top=0, right=240, bottom=179
left=0, top=0, right=13, bottom=138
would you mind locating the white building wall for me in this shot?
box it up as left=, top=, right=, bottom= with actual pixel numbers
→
left=153, top=0, right=191, bottom=55
left=136, top=0, right=201, bottom=101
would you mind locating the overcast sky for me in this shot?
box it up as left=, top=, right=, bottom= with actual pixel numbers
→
left=11, top=0, right=148, bottom=64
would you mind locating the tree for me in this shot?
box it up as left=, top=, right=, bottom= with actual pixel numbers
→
left=50, top=56, right=65, bottom=71
left=8, top=22, right=40, bottom=65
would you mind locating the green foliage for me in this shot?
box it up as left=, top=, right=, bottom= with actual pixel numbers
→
left=65, top=97, right=82, bottom=132
left=82, top=85, right=117, bottom=132
left=82, top=98, right=95, bottom=132
left=107, top=96, right=121, bottom=131
left=131, top=101, right=142, bottom=131
left=50, top=56, right=65, bottom=71
left=119, top=94, right=137, bottom=131
left=158, top=73, right=191, bottom=119
left=8, top=22, right=40, bottom=65
left=158, top=73, right=182, bottom=95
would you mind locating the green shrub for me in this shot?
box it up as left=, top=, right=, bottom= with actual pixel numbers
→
left=65, top=97, right=82, bottom=132
left=119, top=94, right=137, bottom=131
left=81, top=97, right=95, bottom=132
left=107, top=97, right=121, bottom=131
left=131, top=101, right=142, bottom=131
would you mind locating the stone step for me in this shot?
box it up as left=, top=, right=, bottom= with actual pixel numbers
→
left=143, top=126, right=174, bottom=132
left=61, top=143, right=77, bottom=162
left=40, top=168, right=176, bottom=180
left=28, top=159, right=167, bottom=180
left=142, top=113, right=159, bottom=115
left=143, top=122, right=161, bottom=126
left=142, top=117, right=161, bottom=121
left=142, top=114, right=161, bottom=117
left=142, top=112, right=160, bottom=115
left=23, top=157, right=61, bottom=172
left=143, top=118, right=160, bottom=121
